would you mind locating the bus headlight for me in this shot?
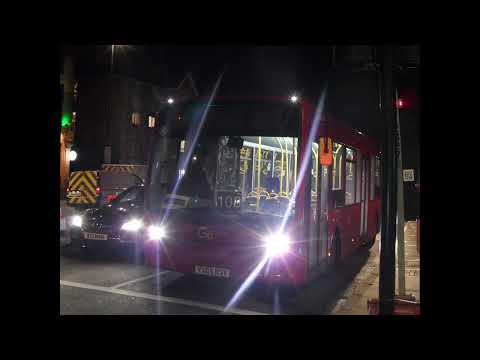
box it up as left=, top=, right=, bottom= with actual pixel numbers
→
left=71, top=215, right=83, bottom=227
left=121, top=218, right=143, bottom=232
left=263, top=233, right=290, bottom=257
left=148, top=225, right=166, bottom=241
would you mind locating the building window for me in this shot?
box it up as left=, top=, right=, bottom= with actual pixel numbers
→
left=131, top=112, right=141, bottom=126
left=148, top=115, right=156, bottom=128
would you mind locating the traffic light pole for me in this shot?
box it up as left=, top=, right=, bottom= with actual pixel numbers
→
left=378, top=46, right=397, bottom=315
left=395, top=87, right=406, bottom=297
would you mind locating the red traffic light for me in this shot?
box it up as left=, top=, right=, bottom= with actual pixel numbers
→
left=396, top=98, right=406, bottom=109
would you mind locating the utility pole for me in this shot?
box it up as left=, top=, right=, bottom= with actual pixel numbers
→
left=378, top=46, right=397, bottom=315
left=61, top=51, right=75, bottom=195
left=111, top=45, right=115, bottom=74
left=395, top=87, right=406, bottom=296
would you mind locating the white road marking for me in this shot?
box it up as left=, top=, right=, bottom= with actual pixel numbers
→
left=60, top=280, right=267, bottom=315
left=111, top=271, right=169, bottom=289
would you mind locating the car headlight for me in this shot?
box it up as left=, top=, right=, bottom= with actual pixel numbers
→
left=71, top=215, right=83, bottom=227
left=263, top=232, right=290, bottom=257
left=148, top=225, right=166, bottom=241
left=121, top=218, right=143, bottom=232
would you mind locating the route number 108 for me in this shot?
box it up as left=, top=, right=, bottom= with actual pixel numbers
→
left=216, top=192, right=241, bottom=209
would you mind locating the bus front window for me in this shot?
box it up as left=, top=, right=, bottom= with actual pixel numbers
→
left=149, top=135, right=298, bottom=217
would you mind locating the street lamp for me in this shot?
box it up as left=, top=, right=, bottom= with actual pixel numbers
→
left=111, top=45, right=115, bottom=74
left=69, top=149, right=77, bottom=162
left=110, top=45, right=128, bottom=74
left=167, top=97, right=174, bottom=104
left=290, top=95, right=299, bottom=103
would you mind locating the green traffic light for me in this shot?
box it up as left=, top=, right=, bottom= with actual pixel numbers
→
left=61, top=114, right=71, bottom=128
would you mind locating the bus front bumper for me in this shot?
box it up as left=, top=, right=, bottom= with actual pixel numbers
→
left=143, top=241, right=307, bottom=285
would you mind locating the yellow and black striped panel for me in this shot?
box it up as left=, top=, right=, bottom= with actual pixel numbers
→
left=67, top=171, right=98, bottom=205
left=102, top=164, right=135, bottom=173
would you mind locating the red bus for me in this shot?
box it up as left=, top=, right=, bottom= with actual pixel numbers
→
left=143, top=96, right=380, bottom=287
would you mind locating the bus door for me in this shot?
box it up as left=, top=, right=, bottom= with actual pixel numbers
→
left=317, top=137, right=332, bottom=268
left=360, top=157, right=369, bottom=238
left=318, top=164, right=330, bottom=265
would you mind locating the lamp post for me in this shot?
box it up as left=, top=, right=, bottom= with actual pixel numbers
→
left=111, top=45, right=115, bottom=74
left=110, top=45, right=126, bottom=74
left=378, top=45, right=397, bottom=315
left=395, top=88, right=406, bottom=297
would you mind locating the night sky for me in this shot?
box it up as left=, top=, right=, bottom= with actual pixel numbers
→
left=71, top=45, right=419, bottom=143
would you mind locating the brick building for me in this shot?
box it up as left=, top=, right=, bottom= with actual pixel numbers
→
left=71, top=74, right=197, bottom=171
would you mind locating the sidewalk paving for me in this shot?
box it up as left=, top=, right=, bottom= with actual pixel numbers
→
left=331, top=221, right=420, bottom=315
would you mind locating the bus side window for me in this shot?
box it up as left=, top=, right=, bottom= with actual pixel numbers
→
left=345, top=147, right=356, bottom=205
left=331, top=143, right=345, bottom=208
left=356, top=152, right=362, bottom=203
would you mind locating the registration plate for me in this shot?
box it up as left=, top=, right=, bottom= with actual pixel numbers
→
left=194, top=266, right=230, bottom=278
left=83, top=232, right=108, bottom=241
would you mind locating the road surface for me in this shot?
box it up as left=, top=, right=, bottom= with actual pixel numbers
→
left=60, top=241, right=374, bottom=315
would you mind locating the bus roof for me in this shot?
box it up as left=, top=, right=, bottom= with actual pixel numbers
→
left=172, top=96, right=379, bottom=155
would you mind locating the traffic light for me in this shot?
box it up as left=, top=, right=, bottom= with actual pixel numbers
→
left=61, top=113, right=71, bottom=128
left=396, top=98, right=406, bottom=109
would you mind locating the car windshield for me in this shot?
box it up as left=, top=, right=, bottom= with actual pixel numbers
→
left=111, top=187, right=144, bottom=205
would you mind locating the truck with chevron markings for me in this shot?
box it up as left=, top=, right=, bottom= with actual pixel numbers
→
left=66, top=164, right=147, bottom=208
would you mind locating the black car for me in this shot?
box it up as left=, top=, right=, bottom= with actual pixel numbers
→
left=70, top=185, right=145, bottom=256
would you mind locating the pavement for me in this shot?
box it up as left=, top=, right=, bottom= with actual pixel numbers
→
left=331, top=221, right=420, bottom=315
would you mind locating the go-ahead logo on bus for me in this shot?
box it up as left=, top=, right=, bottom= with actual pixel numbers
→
left=197, top=226, right=215, bottom=240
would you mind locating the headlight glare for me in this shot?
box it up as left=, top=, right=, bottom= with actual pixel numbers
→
left=121, top=218, right=143, bottom=232
left=71, top=215, right=82, bottom=227
left=148, top=225, right=166, bottom=241
left=263, top=233, right=290, bottom=257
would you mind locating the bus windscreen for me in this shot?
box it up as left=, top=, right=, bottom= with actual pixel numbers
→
left=148, top=100, right=302, bottom=216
